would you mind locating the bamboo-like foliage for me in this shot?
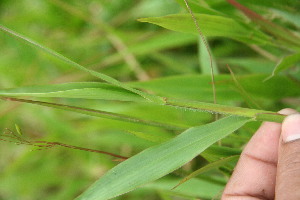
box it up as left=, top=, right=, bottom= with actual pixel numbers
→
left=0, top=0, right=299, bottom=199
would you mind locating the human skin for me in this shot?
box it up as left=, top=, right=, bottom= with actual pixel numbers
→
left=222, top=108, right=300, bottom=200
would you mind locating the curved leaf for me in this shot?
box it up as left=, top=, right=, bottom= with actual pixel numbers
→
left=265, top=52, right=300, bottom=80
left=173, top=155, right=239, bottom=189
left=138, top=14, right=272, bottom=45
left=0, top=82, right=145, bottom=102
left=0, top=24, right=164, bottom=104
left=76, top=116, right=249, bottom=200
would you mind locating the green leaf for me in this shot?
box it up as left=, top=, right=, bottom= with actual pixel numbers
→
left=265, top=52, right=300, bottom=80
left=166, top=98, right=285, bottom=123
left=138, top=14, right=272, bottom=45
left=15, top=124, right=23, bottom=136
left=0, top=82, right=146, bottom=102
left=76, top=116, right=249, bottom=200
left=201, top=145, right=241, bottom=162
left=143, top=176, right=225, bottom=199
left=127, top=130, right=171, bottom=143
left=129, top=74, right=300, bottom=102
left=198, top=35, right=219, bottom=74
left=173, top=155, right=239, bottom=189
left=227, top=66, right=261, bottom=109
left=175, top=0, right=223, bottom=16
left=129, top=32, right=197, bottom=56
left=0, top=24, right=164, bottom=104
left=227, top=0, right=300, bottom=50
left=2, top=97, right=183, bottom=131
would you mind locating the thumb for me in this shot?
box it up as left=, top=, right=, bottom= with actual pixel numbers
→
left=276, top=113, right=300, bottom=200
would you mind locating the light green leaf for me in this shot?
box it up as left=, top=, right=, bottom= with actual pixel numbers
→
left=166, top=98, right=285, bottom=123
left=127, top=130, right=171, bottom=143
left=0, top=24, right=164, bottom=104
left=175, top=0, right=223, bottom=16
left=227, top=0, right=300, bottom=50
left=173, top=155, right=239, bottom=189
left=198, top=35, right=219, bottom=74
left=15, top=124, right=23, bottom=136
left=265, top=52, right=300, bottom=80
left=0, top=82, right=146, bottom=102
left=227, top=66, right=261, bottom=109
left=129, top=74, right=300, bottom=102
left=143, top=176, right=225, bottom=199
left=201, top=145, right=241, bottom=162
left=2, top=97, right=182, bottom=131
left=138, top=14, right=272, bottom=45
left=76, top=116, right=249, bottom=200
left=129, top=32, right=197, bottom=56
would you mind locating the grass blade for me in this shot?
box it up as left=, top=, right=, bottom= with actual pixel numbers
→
left=0, top=82, right=146, bottom=102
left=227, top=0, right=300, bottom=50
left=165, top=98, right=286, bottom=123
left=138, top=14, right=272, bottom=45
left=128, top=74, right=300, bottom=102
left=76, top=116, right=249, bottom=200
left=265, top=52, right=300, bottom=81
left=143, top=176, right=225, bottom=199
left=173, top=155, right=239, bottom=189
left=0, top=24, right=164, bottom=104
left=227, top=65, right=262, bottom=109
left=1, top=97, right=183, bottom=131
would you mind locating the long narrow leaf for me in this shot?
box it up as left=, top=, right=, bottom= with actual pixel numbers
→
left=128, top=74, right=300, bottom=102
left=227, top=0, right=300, bottom=50
left=76, top=116, right=249, bottom=200
left=166, top=99, right=285, bottom=123
left=265, top=52, right=300, bottom=80
left=138, top=14, right=272, bottom=45
left=0, top=82, right=146, bottom=102
left=173, top=155, right=239, bottom=189
left=1, top=97, right=183, bottom=131
left=0, top=24, right=164, bottom=104
left=143, top=176, right=225, bottom=199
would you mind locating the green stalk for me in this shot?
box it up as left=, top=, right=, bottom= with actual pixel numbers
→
left=1, top=97, right=184, bottom=131
left=166, top=98, right=286, bottom=123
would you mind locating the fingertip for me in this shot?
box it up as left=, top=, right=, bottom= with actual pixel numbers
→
left=278, top=108, right=298, bottom=115
left=282, top=114, right=300, bottom=143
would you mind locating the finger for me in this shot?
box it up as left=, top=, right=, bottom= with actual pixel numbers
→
left=223, top=109, right=298, bottom=200
left=276, top=113, right=300, bottom=200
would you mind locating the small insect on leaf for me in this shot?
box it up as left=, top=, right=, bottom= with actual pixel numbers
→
left=15, top=124, right=23, bottom=136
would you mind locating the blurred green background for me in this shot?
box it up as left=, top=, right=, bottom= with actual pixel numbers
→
left=0, top=0, right=299, bottom=199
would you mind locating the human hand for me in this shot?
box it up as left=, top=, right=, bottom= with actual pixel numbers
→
left=222, top=108, right=300, bottom=200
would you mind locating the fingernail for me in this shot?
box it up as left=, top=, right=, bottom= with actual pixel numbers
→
left=282, top=114, right=300, bottom=143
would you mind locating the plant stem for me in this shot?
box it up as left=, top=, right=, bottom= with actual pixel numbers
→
left=1, top=97, right=185, bottom=131
left=166, top=98, right=286, bottom=123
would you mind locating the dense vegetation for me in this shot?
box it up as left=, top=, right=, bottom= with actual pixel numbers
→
left=0, top=0, right=299, bottom=199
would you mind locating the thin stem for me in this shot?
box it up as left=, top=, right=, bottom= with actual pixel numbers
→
left=32, top=141, right=129, bottom=160
left=165, top=98, right=286, bottom=123
left=0, top=128, right=128, bottom=160
left=183, top=0, right=217, bottom=106
left=1, top=97, right=185, bottom=131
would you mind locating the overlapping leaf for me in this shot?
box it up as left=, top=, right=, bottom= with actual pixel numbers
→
left=0, top=24, right=164, bottom=104
left=0, top=82, right=145, bottom=102
left=76, top=116, right=249, bottom=200
left=139, top=14, right=272, bottom=45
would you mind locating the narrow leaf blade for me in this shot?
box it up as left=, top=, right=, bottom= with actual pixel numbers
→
left=0, top=24, right=164, bottom=104
left=173, top=155, right=239, bottom=189
left=2, top=97, right=182, bottom=130
left=0, top=82, right=146, bottom=102
left=76, top=116, right=249, bottom=200
left=138, top=14, right=271, bottom=45
left=265, top=52, right=300, bottom=80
